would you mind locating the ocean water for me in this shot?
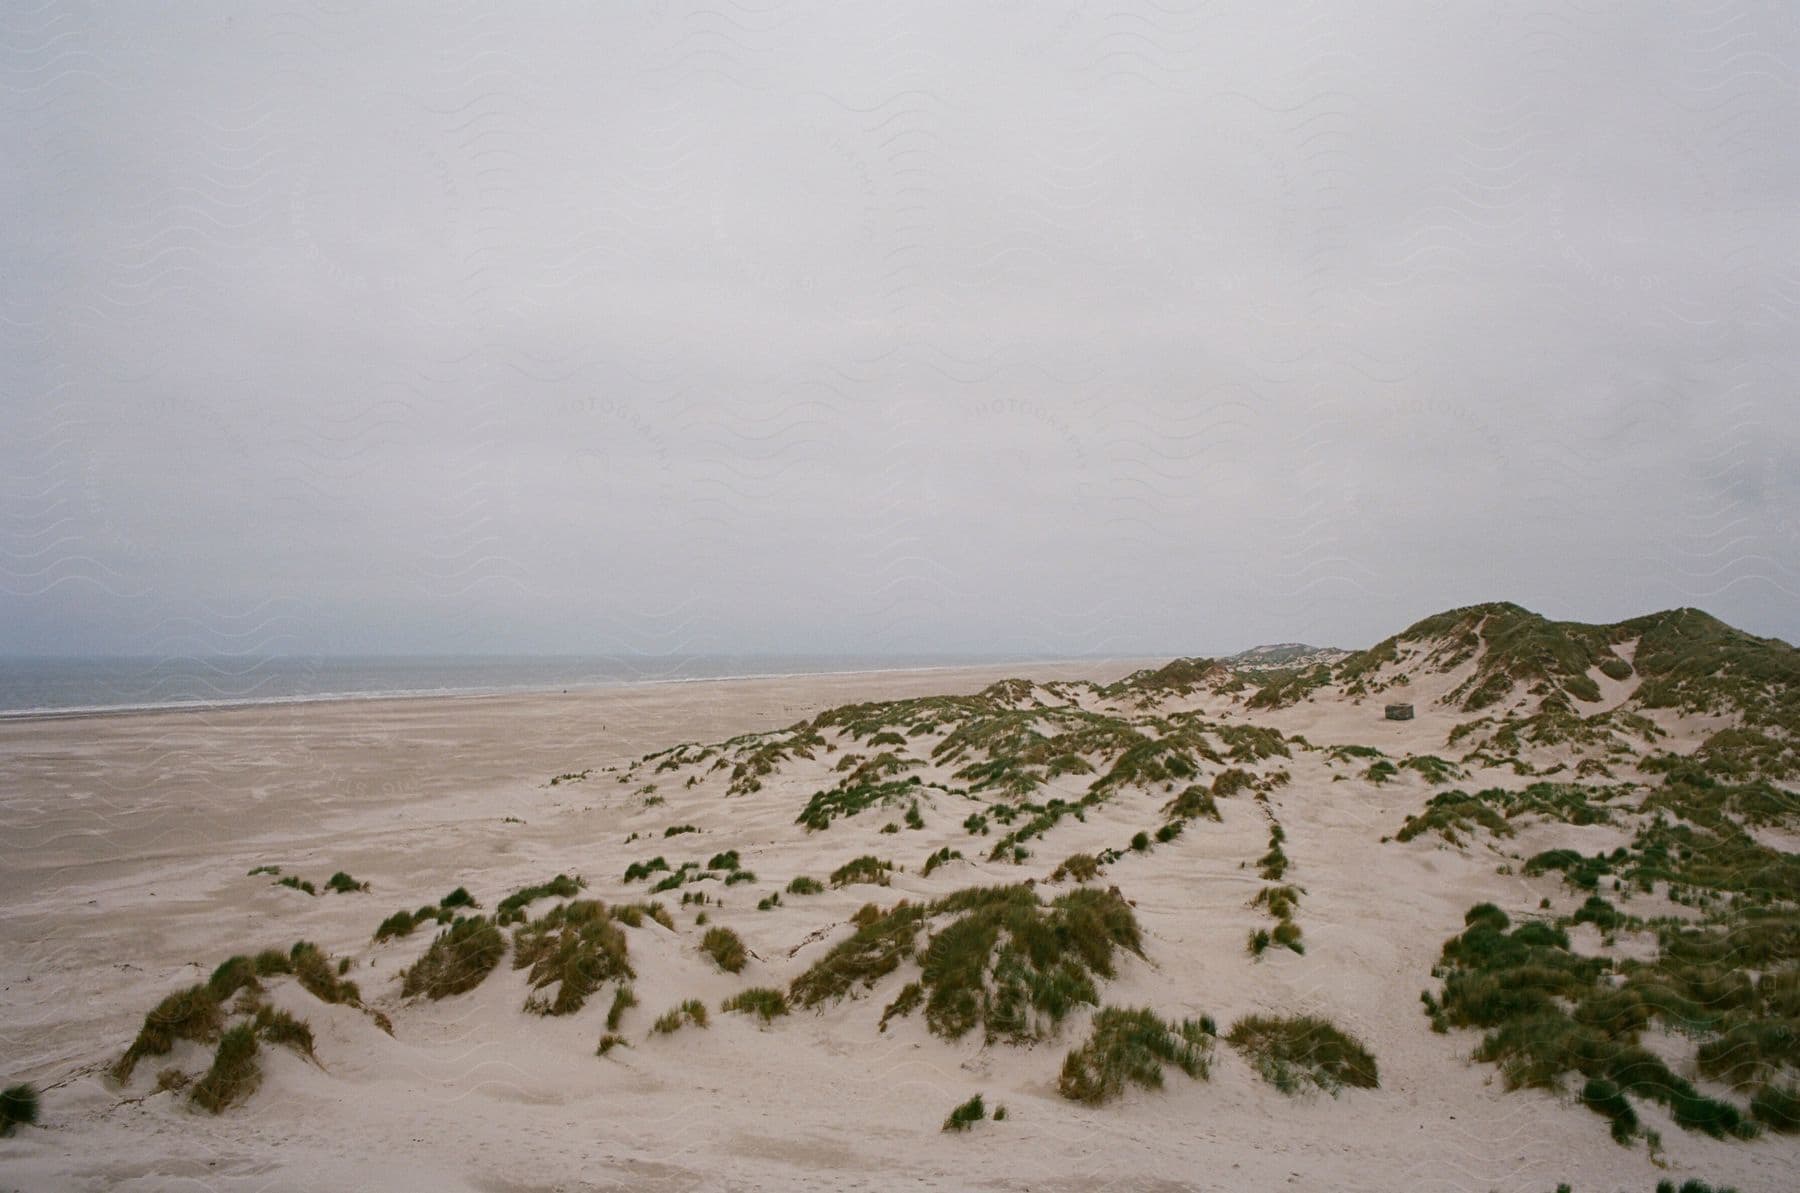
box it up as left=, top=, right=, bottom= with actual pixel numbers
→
left=0, top=653, right=1041, bottom=718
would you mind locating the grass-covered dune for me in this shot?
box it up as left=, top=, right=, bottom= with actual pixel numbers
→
left=15, top=603, right=1797, bottom=1190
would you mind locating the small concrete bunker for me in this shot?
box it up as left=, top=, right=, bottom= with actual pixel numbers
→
left=1384, top=702, right=1414, bottom=721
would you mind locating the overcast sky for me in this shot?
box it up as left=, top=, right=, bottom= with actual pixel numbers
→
left=4, top=3, right=1797, bottom=659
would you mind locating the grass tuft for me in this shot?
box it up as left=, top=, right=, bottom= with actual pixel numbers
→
left=942, top=1093, right=986, bottom=1131
left=830, top=855, right=894, bottom=887
left=790, top=884, right=1144, bottom=1045
left=1057, top=1006, right=1214, bottom=1105
left=290, top=941, right=361, bottom=1005
left=113, top=985, right=222, bottom=1082
left=651, top=999, right=709, bottom=1035
left=207, top=955, right=262, bottom=1002
left=701, top=926, right=748, bottom=973
left=1050, top=853, right=1100, bottom=883
left=402, top=916, right=506, bottom=1000
left=374, top=909, right=421, bottom=941
left=0, top=1084, right=39, bottom=1135
left=252, top=1005, right=315, bottom=1059
left=606, top=985, right=638, bottom=1031
left=1226, top=1014, right=1380, bottom=1095
left=1750, top=1083, right=1800, bottom=1133
left=496, top=873, right=584, bottom=925
left=189, top=1023, right=260, bottom=1114
left=921, top=846, right=963, bottom=877
left=722, top=986, right=790, bottom=1022
left=512, top=900, right=633, bottom=1015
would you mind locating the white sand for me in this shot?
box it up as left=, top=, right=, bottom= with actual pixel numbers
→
left=0, top=662, right=1791, bottom=1192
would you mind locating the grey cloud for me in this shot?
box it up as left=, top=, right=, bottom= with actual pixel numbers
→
left=3, top=3, right=1797, bottom=659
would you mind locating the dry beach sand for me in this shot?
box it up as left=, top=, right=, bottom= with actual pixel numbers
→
left=0, top=647, right=1793, bottom=1192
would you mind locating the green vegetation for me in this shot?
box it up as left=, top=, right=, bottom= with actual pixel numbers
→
left=1343, top=603, right=1619, bottom=711
left=624, top=851, right=753, bottom=894
left=721, top=987, right=789, bottom=1022
left=1258, top=824, right=1289, bottom=880
left=880, top=981, right=923, bottom=1030
left=402, top=916, right=505, bottom=1000
left=251, top=1005, right=315, bottom=1059
left=664, top=824, right=698, bottom=837
left=787, top=876, right=824, bottom=895
left=1425, top=901, right=1774, bottom=1143
left=791, top=901, right=927, bottom=1007
left=595, top=1033, right=628, bottom=1056
left=792, top=884, right=1143, bottom=1047
left=1226, top=1014, right=1379, bottom=1095
left=1396, top=783, right=1629, bottom=846
left=921, top=846, right=963, bottom=877
left=1251, top=884, right=1305, bottom=956
left=1107, top=657, right=1220, bottom=700
left=1246, top=665, right=1333, bottom=710
left=113, top=942, right=354, bottom=1094
left=1395, top=791, right=1514, bottom=845
left=623, top=856, right=671, bottom=883
left=512, top=900, right=633, bottom=1015
left=942, top=1093, right=986, bottom=1131
left=1400, top=754, right=1465, bottom=784
left=251, top=948, right=292, bottom=976
left=1051, top=853, right=1100, bottom=883
left=605, top=984, right=638, bottom=1031
left=651, top=999, right=709, bottom=1034
left=610, top=900, right=673, bottom=929
left=830, top=855, right=894, bottom=888
left=1598, top=655, right=1633, bottom=681
left=207, top=954, right=262, bottom=1002
left=190, top=1023, right=260, bottom=1114
left=0, top=1084, right=39, bottom=1135
left=289, top=941, right=360, bottom=1005
left=709, top=726, right=829, bottom=796
left=114, top=984, right=223, bottom=1082
left=376, top=909, right=423, bottom=941
left=1057, top=1007, right=1214, bottom=1105
left=439, top=886, right=478, bottom=909
left=1750, top=1083, right=1800, bottom=1133
left=261, top=867, right=365, bottom=895
left=563, top=602, right=1797, bottom=1149
left=798, top=775, right=930, bottom=831
left=495, top=874, right=584, bottom=925
left=701, top=926, right=748, bottom=973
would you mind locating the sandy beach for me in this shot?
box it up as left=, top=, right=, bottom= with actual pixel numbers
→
left=0, top=656, right=1791, bottom=1192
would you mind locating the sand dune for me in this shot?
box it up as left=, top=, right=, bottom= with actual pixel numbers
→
left=0, top=623, right=1794, bottom=1192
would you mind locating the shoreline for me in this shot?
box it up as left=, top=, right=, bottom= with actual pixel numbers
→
left=0, top=656, right=1163, bottom=725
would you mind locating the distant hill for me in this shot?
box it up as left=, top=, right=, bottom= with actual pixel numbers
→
left=1332, top=601, right=1797, bottom=714
left=1220, top=643, right=1349, bottom=672
left=1231, top=603, right=1798, bottom=771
